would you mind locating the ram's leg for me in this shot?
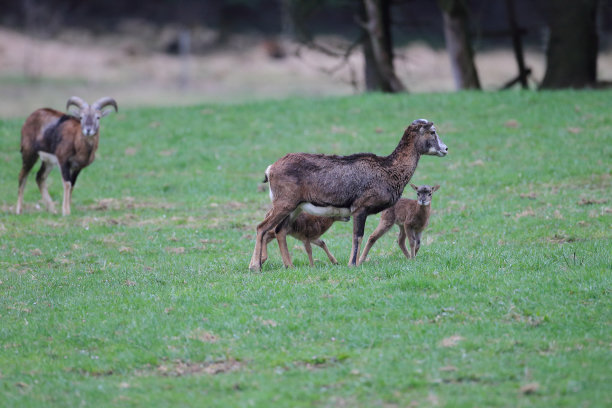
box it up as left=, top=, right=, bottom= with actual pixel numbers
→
left=36, top=161, right=56, bottom=213
left=16, top=154, right=37, bottom=215
left=60, top=163, right=72, bottom=216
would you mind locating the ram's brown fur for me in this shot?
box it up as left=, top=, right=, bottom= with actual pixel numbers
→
left=16, top=96, right=117, bottom=216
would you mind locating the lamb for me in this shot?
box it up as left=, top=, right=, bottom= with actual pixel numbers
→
left=16, top=96, right=118, bottom=216
left=260, top=210, right=348, bottom=267
left=249, top=119, right=448, bottom=271
left=359, top=184, right=440, bottom=263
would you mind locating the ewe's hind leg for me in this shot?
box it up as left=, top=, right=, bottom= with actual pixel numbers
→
left=36, top=162, right=56, bottom=213
left=358, top=217, right=394, bottom=264
left=398, top=225, right=411, bottom=259
left=249, top=205, right=294, bottom=271
left=312, top=239, right=338, bottom=265
left=16, top=154, right=37, bottom=215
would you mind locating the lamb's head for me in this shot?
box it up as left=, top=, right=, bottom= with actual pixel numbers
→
left=411, top=119, right=448, bottom=157
left=410, top=183, right=440, bottom=206
left=66, top=96, right=118, bottom=137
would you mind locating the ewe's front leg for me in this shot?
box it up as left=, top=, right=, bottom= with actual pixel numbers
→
left=349, top=211, right=367, bottom=266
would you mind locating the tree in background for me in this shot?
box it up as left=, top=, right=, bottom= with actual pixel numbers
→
left=541, top=0, right=599, bottom=89
left=360, top=0, right=405, bottom=92
left=437, top=0, right=481, bottom=90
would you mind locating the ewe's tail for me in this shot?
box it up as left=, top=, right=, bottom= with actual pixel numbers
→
left=262, top=165, right=272, bottom=183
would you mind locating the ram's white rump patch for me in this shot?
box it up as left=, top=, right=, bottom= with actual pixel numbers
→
left=38, top=152, right=59, bottom=167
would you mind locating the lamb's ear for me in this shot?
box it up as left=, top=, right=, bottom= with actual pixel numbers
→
left=410, top=183, right=418, bottom=191
left=432, top=184, right=440, bottom=192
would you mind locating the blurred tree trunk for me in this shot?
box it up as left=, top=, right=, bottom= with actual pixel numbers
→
left=541, top=0, right=599, bottom=89
left=437, top=0, right=480, bottom=90
left=361, top=0, right=405, bottom=92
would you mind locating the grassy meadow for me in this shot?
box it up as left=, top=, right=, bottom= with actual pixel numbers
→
left=0, top=91, right=611, bottom=407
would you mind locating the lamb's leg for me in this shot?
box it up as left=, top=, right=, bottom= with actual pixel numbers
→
left=414, top=231, right=423, bottom=257
left=249, top=206, right=294, bottom=271
left=303, top=241, right=314, bottom=267
left=312, top=239, right=338, bottom=265
left=275, top=218, right=294, bottom=268
left=398, top=224, right=411, bottom=259
left=36, top=162, right=56, bottom=213
left=261, top=231, right=275, bottom=265
left=349, top=211, right=367, bottom=266
left=358, top=217, right=394, bottom=264
left=407, top=228, right=417, bottom=259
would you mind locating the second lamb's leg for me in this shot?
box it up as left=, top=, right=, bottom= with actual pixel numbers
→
left=303, top=241, right=314, bottom=266
left=406, top=228, right=417, bottom=259
left=398, top=224, right=412, bottom=259
left=312, top=239, right=338, bottom=265
left=414, top=231, right=423, bottom=257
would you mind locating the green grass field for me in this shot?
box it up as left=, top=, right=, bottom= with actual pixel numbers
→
left=0, top=91, right=610, bottom=407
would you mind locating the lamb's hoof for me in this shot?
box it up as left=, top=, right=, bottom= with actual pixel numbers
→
left=248, top=263, right=261, bottom=272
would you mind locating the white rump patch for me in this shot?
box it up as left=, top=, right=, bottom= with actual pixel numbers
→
left=38, top=152, right=59, bottom=167
left=265, top=165, right=274, bottom=201
left=300, top=203, right=351, bottom=218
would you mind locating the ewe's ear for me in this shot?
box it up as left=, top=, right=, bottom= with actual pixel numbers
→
left=410, top=183, right=418, bottom=191
left=432, top=184, right=440, bottom=192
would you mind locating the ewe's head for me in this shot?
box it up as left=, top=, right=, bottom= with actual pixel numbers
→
left=411, top=119, right=448, bottom=157
left=66, top=96, right=118, bottom=137
left=410, top=183, right=440, bottom=206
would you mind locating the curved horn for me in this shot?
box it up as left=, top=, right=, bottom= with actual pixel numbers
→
left=66, top=96, right=88, bottom=112
left=412, top=118, right=429, bottom=126
left=92, top=97, right=118, bottom=113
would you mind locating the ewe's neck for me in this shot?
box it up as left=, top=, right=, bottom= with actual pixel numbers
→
left=387, top=129, right=420, bottom=186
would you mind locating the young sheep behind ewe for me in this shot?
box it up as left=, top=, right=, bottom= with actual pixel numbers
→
left=249, top=119, right=448, bottom=271
left=261, top=210, right=348, bottom=267
left=16, top=96, right=118, bottom=216
left=359, top=184, right=440, bottom=263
